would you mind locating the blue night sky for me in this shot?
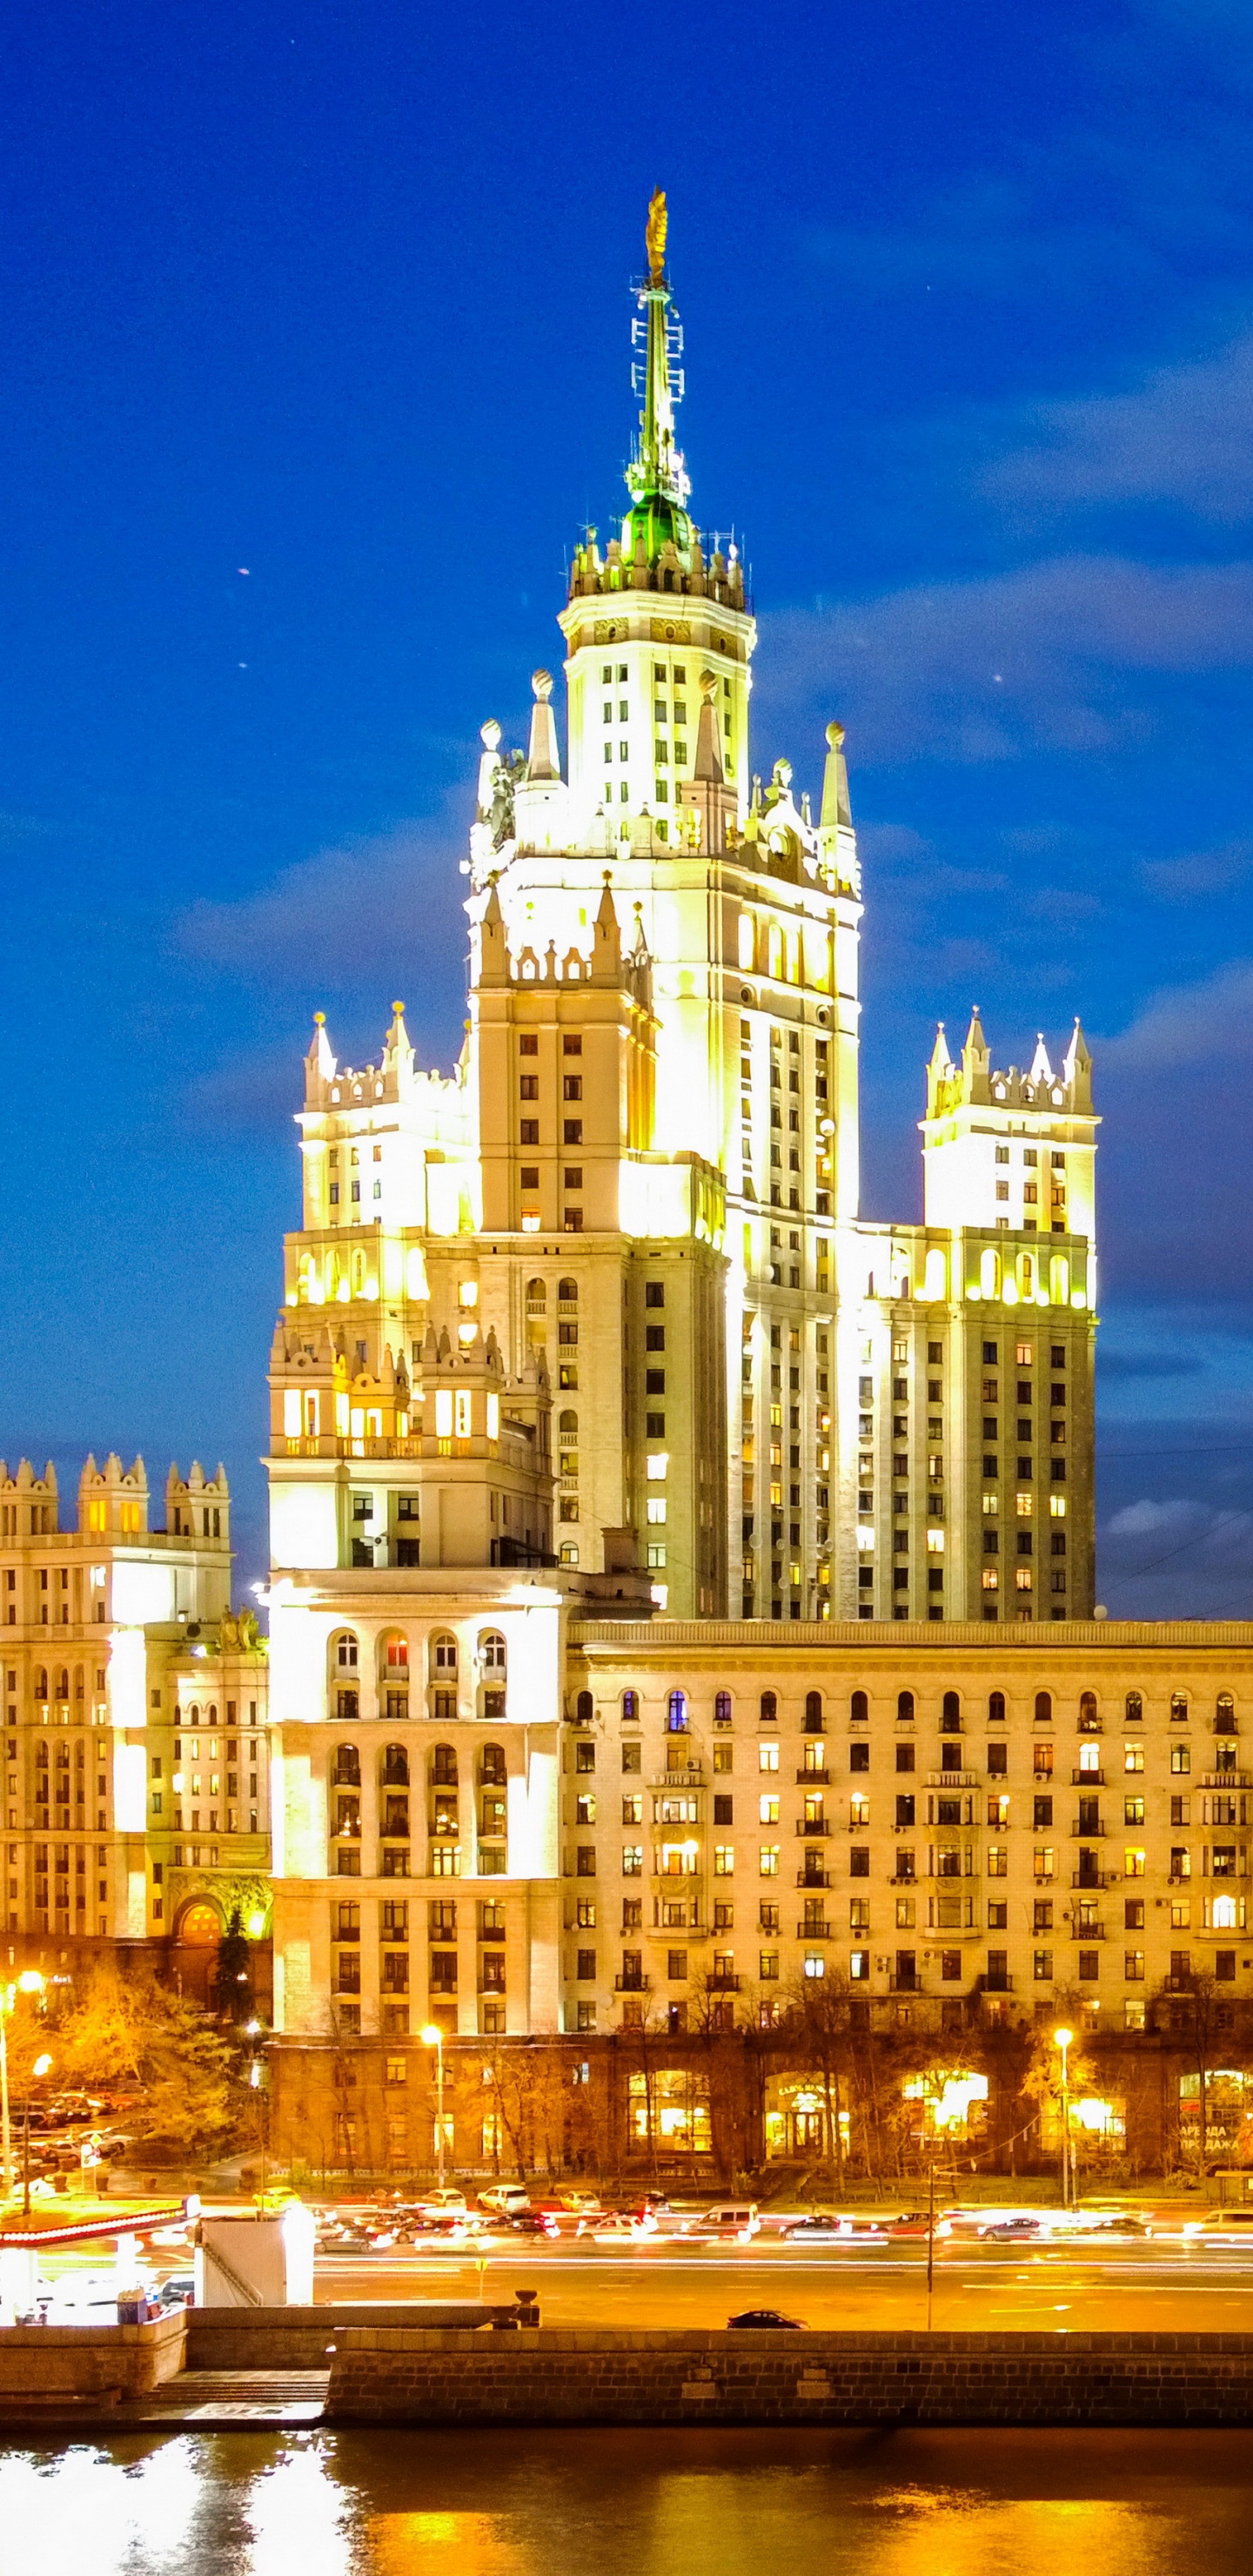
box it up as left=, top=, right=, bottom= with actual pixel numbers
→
left=2, top=0, right=1251, bottom=1612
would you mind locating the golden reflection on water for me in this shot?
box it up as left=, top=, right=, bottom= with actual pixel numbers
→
left=0, top=2428, right=1249, bottom=2576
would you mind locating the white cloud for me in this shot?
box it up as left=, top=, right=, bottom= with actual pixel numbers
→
left=178, top=809, right=469, bottom=989
left=762, top=555, right=1253, bottom=764
left=1102, top=956, right=1253, bottom=1071
left=983, top=332, right=1253, bottom=520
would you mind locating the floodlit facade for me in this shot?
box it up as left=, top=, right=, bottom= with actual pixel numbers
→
left=271, top=197, right=1098, bottom=1629
left=0, top=1453, right=270, bottom=1996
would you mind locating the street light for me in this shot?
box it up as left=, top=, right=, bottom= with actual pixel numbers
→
left=0, top=1971, right=46, bottom=2202
left=23, top=2051, right=52, bottom=2220
left=1054, top=2025, right=1074, bottom=2209
left=420, top=2023, right=446, bottom=2190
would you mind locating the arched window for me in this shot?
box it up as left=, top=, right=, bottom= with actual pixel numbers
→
left=1035, top=1691, right=1052, bottom=1725
left=432, top=1744, right=459, bottom=1787
left=988, top=1691, right=1006, bottom=1723
left=55, top=1668, right=69, bottom=1701
left=622, top=1690, right=640, bottom=1723
left=558, top=1277, right=578, bottom=1302
left=332, top=1743, right=360, bottom=1786
left=1217, top=1691, right=1236, bottom=1730
left=714, top=1690, right=733, bottom=1727
left=760, top=1691, right=777, bottom=1724
left=1170, top=1691, right=1189, bottom=1723
left=34, top=1668, right=48, bottom=1701
left=559, top=1409, right=579, bottom=1435
left=431, top=1633, right=458, bottom=1676
left=942, top=1690, right=961, bottom=1727
left=333, top=1632, right=358, bottom=1672
left=73, top=1667, right=84, bottom=1701
left=480, top=1631, right=506, bottom=1674
left=480, top=1743, right=507, bottom=1786
left=1125, top=1690, right=1142, bottom=1726
left=850, top=1690, right=868, bottom=1725
left=1213, top=1894, right=1238, bottom=1929
left=804, top=1690, right=824, bottom=1733
left=188, top=1703, right=200, bottom=1723
left=526, top=1277, right=546, bottom=1305
left=667, top=1690, right=688, bottom=1733
left=207, top=1705, right=218, bottom=1723
left=1079, top=1691, right=1099, bottom=1731
left=576, top=1689, right=593, bottom=1726
left=384, top=1635, right=409, bottom=1674
left=1078, top=1740, right=1102, bottom=1775
left=381, top=1743, right=409, bottom=1786
left=897, top=1691, right=915, bottom=1724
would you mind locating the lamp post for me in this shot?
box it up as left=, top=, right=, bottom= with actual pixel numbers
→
left=420, top=2023, right=446, bottom=2190
left=23, top=2052, right=52, bottom=2220
left=1, top=1970, right=47, bottom=2202
left=1054, top=2025, right=1074, bottom=2209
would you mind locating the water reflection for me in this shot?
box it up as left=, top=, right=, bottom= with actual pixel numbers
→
left=2, top=2426, right=1251, bottom=2576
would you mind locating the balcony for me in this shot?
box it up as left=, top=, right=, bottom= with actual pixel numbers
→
left=890, top=1975, right=922, bottom=1994
left=976, top=1972, right=1014, bottom=1993
left=1071, top=1820, right=1107, bottom=1835
left=796, top=1820, right=830, bottom=1836
left=650, top=1766, right=703, bottom=1788
left=707, top=1972, right=741, bottom=1992
left=796, top=1768, right=830, bottom=1785
left=614, top=1974, right=651, bottom=1993
left=928, top=1773, right=979, bottom=1789
left=797, top=1922, right=834, bottom=1939
left=796, top=1868, right=831, bottom=1888
left=381, top=1763, right=409, bottom=1788
left=1202, top=1773, right=1252, bottom=1789
left=1072, top=1769, right=1105, bottom=1786
left=1072, top=1869, right=1111, bottom=1888
left=1072, top=1922, right=1106, bottom=1940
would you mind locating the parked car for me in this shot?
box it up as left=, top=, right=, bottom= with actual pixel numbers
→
left=415, top=2188, right=468, bottom=2217
left=157, top=2273, right=196, bottom=2309
left=479, top=2184, right=531, bottom=2216
left=727, top=2308, right=806, bottom=2330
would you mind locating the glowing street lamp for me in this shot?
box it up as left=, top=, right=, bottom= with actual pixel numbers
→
left=0, top=1970, right=46, bottom=2201
left=420, top=2023, right=446, bottom=2190
left=23, top=2050, right=53, bottom=2221
left=1054, top=2026, right=1074, bottom=2208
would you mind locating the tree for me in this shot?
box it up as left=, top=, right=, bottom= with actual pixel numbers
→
left=54, top=1960, right=238, bottom=2157
left=214, top=1909, right=253, bottom=2023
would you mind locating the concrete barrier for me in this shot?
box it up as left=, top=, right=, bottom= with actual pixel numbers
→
left=326, top=2327, right=1253, bottom=2428
left=0, top=2311, right=186, bottom=2413
left=185, top=2300, right=528, bottom=2371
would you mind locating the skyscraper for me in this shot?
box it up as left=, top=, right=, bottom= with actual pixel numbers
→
left=270, top=192, right=1096, bottom=1626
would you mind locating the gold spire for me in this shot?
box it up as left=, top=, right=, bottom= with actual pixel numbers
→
left=646, top=188, right=667, bottom=285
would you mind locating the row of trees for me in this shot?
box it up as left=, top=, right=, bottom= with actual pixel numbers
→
left=6, top=1961, right=249, bottom=2160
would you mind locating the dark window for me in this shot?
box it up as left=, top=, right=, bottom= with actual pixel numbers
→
left=645, top=1282, right=665, bottom=1307
left=895, top=1743, right=915, bottom=1773
left=714, top=1795, right=734, bottom=1825
left=850, top=1691, right=868, bottom=1724
left=1033, top=1795, right=1054, bottom=1827
left=850, top=1742, right=870, bottom=1774
left=850, top=1847, right=870, bottom=1877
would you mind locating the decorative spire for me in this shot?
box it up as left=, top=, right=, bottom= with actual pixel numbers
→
left=624, top=190, right=692, bottom=560
left=526, top=669, right=560, bottom=782
left=820, top=721, right=853, bottom=832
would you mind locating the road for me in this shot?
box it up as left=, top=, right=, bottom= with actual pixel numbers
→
left=311, top=2239, right=1253, bottom=2333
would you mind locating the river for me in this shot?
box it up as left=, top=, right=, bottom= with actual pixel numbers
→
left=1, top=2425, right=1249, bottom=2573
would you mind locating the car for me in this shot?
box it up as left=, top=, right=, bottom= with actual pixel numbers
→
left=727, top=2308, right=806, bottom=2330
left=980, top=2217, right=1043, bottom=2241
left=579, top=2212, right=656, bottom=2242
left=478, top=2184, right=532, bottom=2216
left=781, top=2215, right=850, bottom=2242
left=157, top=2273, right=195, bottom=2309
left=887, top=2211, right=953, bottom=2239
left=499, top=2210, right=559, bottom=2237
left=415, top=2187, right=468, bottom=2217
